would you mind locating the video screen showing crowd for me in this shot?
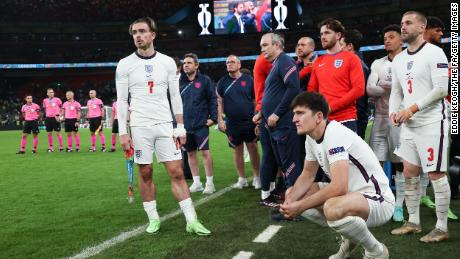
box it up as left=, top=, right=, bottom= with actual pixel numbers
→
left=16, top=9, right=457, bottom=257
left=214, top=0, right=272, bottom=34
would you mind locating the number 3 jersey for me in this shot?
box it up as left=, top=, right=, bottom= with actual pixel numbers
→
left=390, top=42, right=448, bottom=128
left=116, top=51, right=181, bottom=135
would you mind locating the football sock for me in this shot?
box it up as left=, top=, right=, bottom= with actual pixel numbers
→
left=432, top=176, right=450, bottom=232
left=143, top=200, right=160, bottom=221
left=193, top=176, right=201, bottom=184
left=33, top=135, right=38, bottom=150
left=111, top=134, right=116, bottom=148
left=395, top=171, right=405, bottom=207
left=301, top=208, right=327, bottom=226
left=90, top=134, right=96, bottom=148
left=57, top=133, right=63, bottom=148
left=67, top=135, right=72, bottom=149
left=328, top=216, right=383, bottom=255
left=405, top=176, right=421, bottom=225
left=75, top=134, right=80, bottom=149
left=420, top=173, right=429, bottom=197
left=20, top=135, right=27, bottom=151
left=47, top=133, right=53, bottom=149
left=179, top=198, right=197, bottom=224
left=99, top=133, right=106, bottom=147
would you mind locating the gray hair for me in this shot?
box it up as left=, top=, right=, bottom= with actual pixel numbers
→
left=264, top=33, right=285, bottom=50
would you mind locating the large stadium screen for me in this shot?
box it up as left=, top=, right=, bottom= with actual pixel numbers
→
left=213, top=0, right=273, bottom=35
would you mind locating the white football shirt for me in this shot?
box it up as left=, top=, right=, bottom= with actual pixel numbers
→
left=305, top=121, right=394, bottom=202
left=367, top=56, right=393, bottom=117
left=116, top=51, right=182, bottom=135
left=390, top=42, right=448, bottom=127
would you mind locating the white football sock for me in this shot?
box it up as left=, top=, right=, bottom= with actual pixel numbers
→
left=269, top=181, right=276, bottom=192
left=261, top=190, right=271, bottom=200
left=432, top=176, right=450, bottom=232
left=143, top=200, right=160, bottom=221
left=206, top=176, right=214, bottom=184
left=179, top=198, right=197, bottom=224
left=192, top=176, right=201, bottom=184
left=328, top=216, right=383, bottom=255
left=420, top=173, right=429, bottom=197
left=301, top=209, right=328, bottom=227
left=405, top=176, right=421, bottom=225
left=238, top=177, right=247, bottom=183
left=395, top=171, right=405, bottom=207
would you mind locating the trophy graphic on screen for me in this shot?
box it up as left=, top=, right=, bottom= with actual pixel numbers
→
left=274, top=0, right=288, bottom=30
left=198, top=3, right=212, bottom=35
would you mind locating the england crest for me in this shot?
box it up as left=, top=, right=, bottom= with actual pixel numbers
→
left=334, top=59, right=343, bottom=68
left=135, top=150, right=142, bottom=159
left=145, top=65, right=153, bottom=74
left=407, top=61, right=413, bottom=70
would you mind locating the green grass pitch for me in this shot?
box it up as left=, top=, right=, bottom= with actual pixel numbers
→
left=0, top=127, right=458, bottom=258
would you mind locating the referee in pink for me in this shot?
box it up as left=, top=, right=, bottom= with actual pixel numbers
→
left=86, top=90, right=106, bottom=152
left=42, top=88, right=63, bottom=152
left=16, top=95, right=41, bottom=154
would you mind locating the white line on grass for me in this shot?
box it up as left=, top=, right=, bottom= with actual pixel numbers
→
left=232, top=251, right=254, bottom=259
left=252, top=225, right=283, bottom=243
left=69, top=185, right=235, bottom=259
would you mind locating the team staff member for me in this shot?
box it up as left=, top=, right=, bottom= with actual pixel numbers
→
left=217, top=54, right=261, bottom=189
left=180, top=53, right=218, bottom=194
left=257, top=33, right=303, bottom=203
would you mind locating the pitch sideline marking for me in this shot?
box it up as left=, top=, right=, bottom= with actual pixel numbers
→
left=69, top=185, right=235, bottom=259
left=252, top=225, right=283, bottom=243
left=232, top=251, right=254, bottom=259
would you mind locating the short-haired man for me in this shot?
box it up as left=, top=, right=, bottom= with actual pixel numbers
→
left=419, top=16, right=457, bottom=220
left=254, top=33, right=303, bottom=204
left=217, top=54, right=261, bottom=189
left=295, top=37, right=315, bottom=90
left=389, top=11, right=450, bottom=242
left=282, top=91, right=393, bottom=259
left=42, top=88, right=63, bottom=152
left=424, top=16, right=444, bottom=45
left=180, top=53, right=218, bottom=195
left=61, top=91, right=81, bottom=152
left=116, top=17, right=210, bottom=235
left=367, top=24, right=405, bottom=222
left=86, top=90, right=106, bottom=152
left=308, top=18, right=365, bottom=132
left=16, top=95, right=41, bottom=154
left=226, top=1, right=246, bottom=34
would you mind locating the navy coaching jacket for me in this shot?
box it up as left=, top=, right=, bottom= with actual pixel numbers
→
left=179, top=72, right=218, bottom=132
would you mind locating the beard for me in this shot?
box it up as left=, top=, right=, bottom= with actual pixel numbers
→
left=402, top=31, right=419, bottom=44
left=322, top=39, right=336, bottom=50
left=296, top=51, right=309, bottom=59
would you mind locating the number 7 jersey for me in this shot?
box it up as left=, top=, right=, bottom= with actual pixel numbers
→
left=116, top=51, right=180, bottom=134
left=391, top=42, right=448, bottom=127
